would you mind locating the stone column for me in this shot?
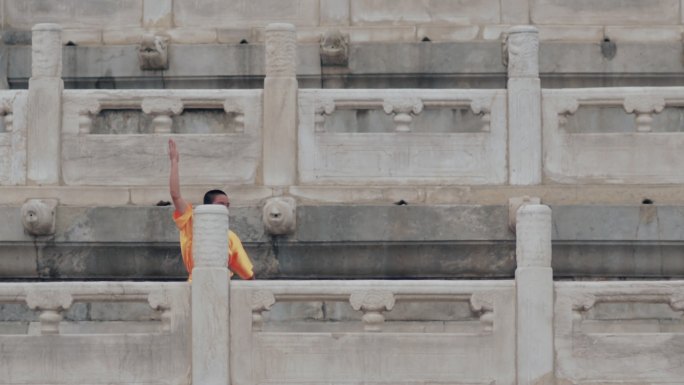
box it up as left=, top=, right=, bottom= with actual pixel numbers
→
left=27, top=24, right=64, bottom=185
left=507, top=26, right=541, bottom=185
left=515, top=204, right=554, bottom=385
left=192, top=205, right=230, bottom=385
left=262, top=23, right=298, bottom=186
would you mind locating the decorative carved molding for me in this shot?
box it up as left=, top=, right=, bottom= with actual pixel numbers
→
left=141, top=97, right=183, bottom=134
left=314, top=98, right=336, bottom=133
left=21, top=199, right=58, bottom=236
left=470, top=292, right=495, bottom=332
left=320, top=30, right=349, bottom=67
left=265, top=24, right=297, bottom=78
left=26, top=289, right=73, bottom=335
left=223, top=100, right=245, bottom=133
left=138, top=34, right=169, bottom=71
left=554, top=96, right=580, bottom=129
left=670, top=291, right=684, bottom=311
left=0, top=99, right=13, bottom=133
left=383, top=97, right=424, bottom=132
left=251, top=290, right=276, bottom=331
left=623, top=95, right=666, bottom=132
left=262, top=197, right=296, bottom=235
left=77, top=100, right=102, bottom=135
left=470, top=96, right=493, bottom=132
left=148, top=290, right=172, bottom=332
left=350, top=290, right=395, bottom=332
left=505, top=26, right=539, bottom=78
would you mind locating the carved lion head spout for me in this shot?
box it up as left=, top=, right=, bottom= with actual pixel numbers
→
left=21, top=199, right=58, bottom=236
left=262, top=197, right=296, bottom=235
left=320, top=30, right=349, bottom=67
left=138, top=34, right=169, bottom=71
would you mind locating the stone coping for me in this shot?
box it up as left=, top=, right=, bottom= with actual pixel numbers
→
left=0, top=185, right=681, bottom=206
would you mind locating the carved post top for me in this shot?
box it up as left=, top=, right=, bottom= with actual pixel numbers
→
left=515, top=204, right=552, bottom=268
left=31, top=23, right=63, bottom=79
left=505, top=25, right=539, bottom=78
left=192, top=204, right=229, bottom=269
left=265, top=23, right=297, bottom=78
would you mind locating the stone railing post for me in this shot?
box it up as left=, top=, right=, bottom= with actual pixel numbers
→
left=262, top=23, right=298, bottom=186
left=515, top=204, right=554, bottom=385
left=27, top=24, right=63, bottom=184
left=506, top=26, right=541, bottom=185
left=192, top=205, right=230, bottom=385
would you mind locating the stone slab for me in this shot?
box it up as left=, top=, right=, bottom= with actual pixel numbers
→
left=350, top=0, right=500, bottom=25
left=174, top=0, right=319, bottom=28
left=531, top=0, right=680, bottom=25
left=5, top=0, right=143, bottom=29
left=417, top=26, right=480, bottom=42
left=143, top=0, right=173, bottom=29
left=604, top=26, right=683, bottom=42
left=320, top=0, right=350, bottom=25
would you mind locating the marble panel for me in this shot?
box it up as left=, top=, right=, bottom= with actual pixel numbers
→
left=543, top=87, right=684, bottom=184
left=298, top=89, right=507, bottom=184
left=555, top=281, right=684, bottom=384
left=531, top=0, right=680, bottom=25
left=351, top=0, right=500, bottom=25
left=5, top=0, right=142, bottom=29
left=174, top=0, right=319, bottom=28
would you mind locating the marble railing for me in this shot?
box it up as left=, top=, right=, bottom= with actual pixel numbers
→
left=542, top=87, right=684, bottom=184
left=1, top=204, right=683, bottom=384
left=5, top=23, right=684, bottom=192
left=231, top=280, right=515, bottom=385
left=60, top=89, right=262, bottom=186
left=0, top=282, right=191, bottom=385
left=555, top=281, right=684, bottom=384
left=298, top=89, right=507, bottom=185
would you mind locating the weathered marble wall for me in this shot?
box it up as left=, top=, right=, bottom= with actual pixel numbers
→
left=3, top=0, right=684, bottom=44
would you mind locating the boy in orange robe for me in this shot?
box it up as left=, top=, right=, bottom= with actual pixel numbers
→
left=168, top=139, right=254, bottom=281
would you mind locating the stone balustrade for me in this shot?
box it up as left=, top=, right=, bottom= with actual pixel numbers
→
left=2, top=204, right=683, bottom=384
left=0, top=281, right=190, bottom=384
left=2, top=23, right=684, bottom=193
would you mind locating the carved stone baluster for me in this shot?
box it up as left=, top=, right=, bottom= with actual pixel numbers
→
left=224, top=100, right=245, bottom=133
left=383, top=97, right=423, bottom=132
left=314, top=99, right=335, bottom=133
left=26, top=290, right=73, bottom=335
left=251, top=290, right=276, bottom=331
left=78, top=100, right=101, bottom=135
left=624, top=96, right=665, bottom=133
left=141, top=97, right=183, bottom=134
left=148, top=290, right=172, bottom=332
left=350, top=290, right=395, bottom=332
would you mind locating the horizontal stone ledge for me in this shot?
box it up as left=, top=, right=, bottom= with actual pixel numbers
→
left=2, top=185, right=684, bottom=206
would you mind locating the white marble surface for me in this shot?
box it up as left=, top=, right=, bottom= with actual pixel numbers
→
left=543, top=87, right=684, bottom=184
left=298, top=89, right=507, bottom=185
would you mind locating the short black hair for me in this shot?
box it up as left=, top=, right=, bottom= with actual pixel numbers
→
left=203, top=189, right=228, bottom=204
